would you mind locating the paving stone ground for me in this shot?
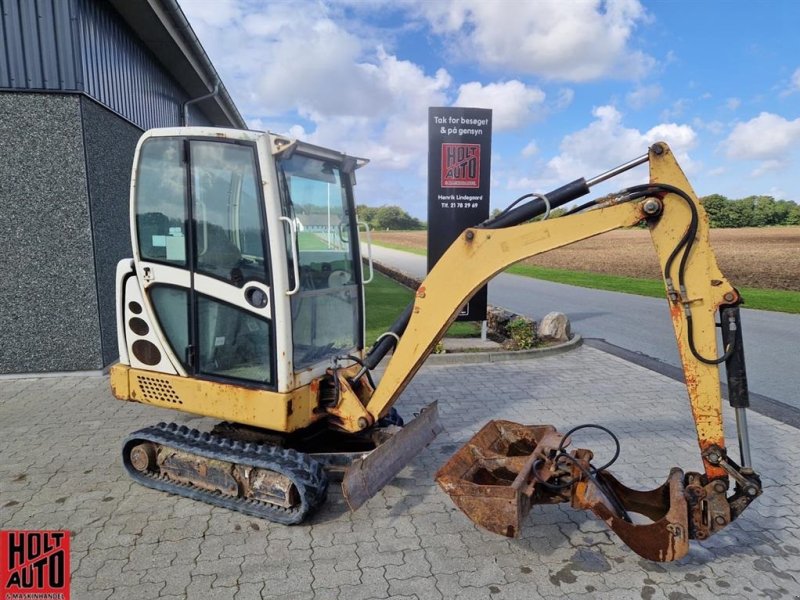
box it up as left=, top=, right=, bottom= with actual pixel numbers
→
left=1, top=346, right=799, bottom=600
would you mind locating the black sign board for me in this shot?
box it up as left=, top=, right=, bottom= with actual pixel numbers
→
left=427, top=107, right=492, bottom=321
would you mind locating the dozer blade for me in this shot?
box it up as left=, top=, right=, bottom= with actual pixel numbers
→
left=436, top=420, right=693, bottom=562
left=342, top=401, right=442, bottom=510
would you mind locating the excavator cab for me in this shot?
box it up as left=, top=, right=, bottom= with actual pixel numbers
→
left=120, top=128, right=367, bottom=392
left=111, top=128, right=441, bottom=523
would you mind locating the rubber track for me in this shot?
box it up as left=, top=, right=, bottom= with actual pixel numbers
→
left=122, top=422, right=328, bottom=524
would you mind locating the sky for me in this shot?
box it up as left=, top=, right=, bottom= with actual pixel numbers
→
left=179, top=0, right=800, bottom=218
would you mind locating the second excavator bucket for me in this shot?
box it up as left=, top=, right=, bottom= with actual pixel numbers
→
left=435, top=421, right=564, bottom=537
left=342, top=401, right=443, bottom=511
left=436, top=420, right=692, bottom=562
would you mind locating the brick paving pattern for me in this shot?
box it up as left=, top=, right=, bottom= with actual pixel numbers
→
left=2, top=346, right=799, bottom=599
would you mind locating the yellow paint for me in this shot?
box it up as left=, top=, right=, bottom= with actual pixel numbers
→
left=112, top=142, right=734, bottom=482
left=365, top=202, right=645, bottom=420
left=326, top=372, right=374, bottom=433
left=109, top=363, right=130, bottom=399
left=647, top=144, right=731, bottom=479
left=111, top=364, right=322, bottom=433
left=364, top=143, right=731, bottom=481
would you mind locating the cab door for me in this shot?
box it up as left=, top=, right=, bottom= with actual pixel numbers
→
left=133, top=135, right=276, bottom=387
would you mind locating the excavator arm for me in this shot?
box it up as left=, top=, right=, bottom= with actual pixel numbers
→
left=337, top=143, right=761, bottom=561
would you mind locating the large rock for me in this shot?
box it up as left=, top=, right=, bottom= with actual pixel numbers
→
left=487, top=307, right=516, bottom=339
left=538, top=312, right=571, bottom=342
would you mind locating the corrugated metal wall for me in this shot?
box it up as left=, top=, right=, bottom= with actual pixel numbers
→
left=0, top=0, right=210, bottom=129
left=0, top=0, right=82, bottom=89
left=75, top=0, right=209, bottom=129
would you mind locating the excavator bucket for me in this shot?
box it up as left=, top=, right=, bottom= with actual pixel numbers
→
left=436, top=420, right=692, bottom=562
left=435, top=420, right=564, bottom=537
left=342, top=401, right=442, bottom=510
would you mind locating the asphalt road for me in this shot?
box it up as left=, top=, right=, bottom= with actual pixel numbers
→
left=366, top=244, right=800, bottom=410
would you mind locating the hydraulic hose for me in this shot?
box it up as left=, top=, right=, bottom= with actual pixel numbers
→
left=355, top=178, right=591, bottom=378
left=355, top=152, right=651, bottom=382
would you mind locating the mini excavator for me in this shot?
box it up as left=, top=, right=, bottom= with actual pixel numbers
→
left=111, top=129, right=761, bottom=561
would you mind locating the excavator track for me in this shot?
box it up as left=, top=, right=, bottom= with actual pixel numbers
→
left=122, top=422, right=328, bottom=524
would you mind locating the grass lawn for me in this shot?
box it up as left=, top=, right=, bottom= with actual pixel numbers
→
left=298, top=231, right=341, bottom=250
left=364, top=271, right=480, bottom=346
left=369, top=240, right=800, bottom=315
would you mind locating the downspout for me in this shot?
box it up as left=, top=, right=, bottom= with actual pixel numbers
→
left=159, top=0, right=246, bottom=128
left=182, top=80, right=220, bottom=126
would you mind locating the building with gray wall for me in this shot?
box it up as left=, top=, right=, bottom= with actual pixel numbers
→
left=0, top=0, right=245, bottom=374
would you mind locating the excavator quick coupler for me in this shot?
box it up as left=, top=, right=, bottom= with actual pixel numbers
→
left=435, top=420, right=758, bottom=562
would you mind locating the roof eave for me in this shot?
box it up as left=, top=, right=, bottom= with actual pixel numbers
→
left=108, top=0, right=246, bottom=129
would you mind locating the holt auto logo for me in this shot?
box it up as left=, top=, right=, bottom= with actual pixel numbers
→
left=441, top=143, right=480, bottom=188
left=1, top=530, right=70, bottom=600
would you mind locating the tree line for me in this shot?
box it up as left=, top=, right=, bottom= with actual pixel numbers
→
left=357, top=195, right=799, bottom=231
left=699, top=195, right=800, bottom=228
left=356, top=205, right=425, bottom=230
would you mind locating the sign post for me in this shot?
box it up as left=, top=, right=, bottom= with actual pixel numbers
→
left=427, top=107, right=492, bottom=322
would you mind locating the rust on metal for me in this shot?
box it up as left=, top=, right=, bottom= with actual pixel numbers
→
left=142, top=443, right=301, bottom=509
left=129, top=442, right=156, bottom=473
left=435, top=420, right=730, bottom=562
left=572, top=467, right=690, bottom=562
left=109, top=363, right=130, bottom=400
left=111, top=364, right=323, bottom=433
left=157, top=447, right=239, bottom=495
left=237, top=465, right=298, bottom=508
left=342, top=401, right=442, bottom=511
left=324, top=370, right=374, bottom=433
left=435, top=421, right=564, bottom=538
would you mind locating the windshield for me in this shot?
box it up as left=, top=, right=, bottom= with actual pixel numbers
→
left=277, top=153, right=361, bottom=369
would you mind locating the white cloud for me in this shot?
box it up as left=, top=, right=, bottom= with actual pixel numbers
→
left=725, top=112, right=800, bottom=160
left=412, top=0, right=653, bottom=82
left=725, top=97, right=741, bottom=111
left=660, top=98, right=689, bottom=120
left=626, top=84, right=662, bottom=109
left=707, top=166, right=726, bottom=177
left=543, top=105, right=697, bottom=188
left=625, top=83, right=663, bottom=110
left=751, top=160, right=784, bottom=178
left=182, top=1, right=450, bottom=122
left=780, top=67, right=800, bottom=97
left=722, top=112, right=800, bottom=179
left=257, top=32, right=387, bottom=118
left=180, top=0, right=453, bottom=175
left=454, top=81, right=545, bottom=130
left=555, top=88, right=575, bottom=110
left=181, top=0, right=240, bottom=26
left=692, top=118, right=725, bottom=136
left=522, top=141, right=539, bottom=158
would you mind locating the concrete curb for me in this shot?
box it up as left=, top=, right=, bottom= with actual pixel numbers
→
left=424, top=334, right=583, bottom=365
left=371, top=258, right=583, bottom=366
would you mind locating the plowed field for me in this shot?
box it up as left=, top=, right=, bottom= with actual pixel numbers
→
left=371, top=227, right=800, bottom=291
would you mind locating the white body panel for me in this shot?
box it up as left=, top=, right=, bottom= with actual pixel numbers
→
left=115, top=258, right=134, bottom=365
left=120, top=126, right=366, bottom=395
left=123, top=274, right=179, bottom=374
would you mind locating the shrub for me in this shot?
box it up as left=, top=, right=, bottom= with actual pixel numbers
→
left=506, top=317, right=536, bottom=350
